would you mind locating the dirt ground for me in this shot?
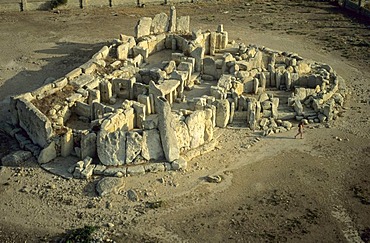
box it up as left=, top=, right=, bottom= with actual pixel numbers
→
left=0, top=0, right=369, bottom=242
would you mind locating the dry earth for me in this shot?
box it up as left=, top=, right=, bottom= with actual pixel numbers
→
left=0, top=0, right=369, bottom=242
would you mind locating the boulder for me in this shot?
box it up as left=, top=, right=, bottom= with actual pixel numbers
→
left=38, top=141, right=57, bottom=164
left=1, top=150, right=33, bottom=167
left=96, top=177, right=125, bottom=197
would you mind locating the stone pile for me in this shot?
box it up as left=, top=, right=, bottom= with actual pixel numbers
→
left=4, top=6, right=347, bottom=181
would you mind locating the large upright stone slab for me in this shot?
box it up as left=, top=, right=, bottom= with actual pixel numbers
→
left=125, top=131, right=143, bottom=164
left=135, top=17, right=152, bottom=38
left=152, top=13, right=169, bottom=34
left=97, top=112, right=128, bottom=166
left=185, top=110, right=206, bottom=149
left=215, top=99, right=230, bottom=128
left=169, top=6, right=176, bottom=32
left=141, top=129, right=164, bottom=161
left=80, top=132, right=97, bottom=159
left=155, top=97, right=179, bottom=162
left=176, top=16, right=190, bottom=34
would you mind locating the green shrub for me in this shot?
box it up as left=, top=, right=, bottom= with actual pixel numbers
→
left=63, top=225, right=98, bottom=243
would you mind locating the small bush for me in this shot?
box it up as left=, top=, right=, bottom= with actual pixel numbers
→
left=51, top=0, right=68, bottom=9
left=62, top=225, right=98, bottom=243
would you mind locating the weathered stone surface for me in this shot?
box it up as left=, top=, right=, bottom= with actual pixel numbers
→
left=99, top=80, right=113, bottom=103
left=185, top=110, right=205, bottom=149
left=176, top=16, right=190, bottom=34
left=142, top=129, right=164, bottom=161
left=125, top=131, right=143, bottom=164
left=127, top=189, right=139, bottom=202
left=81, top=164, right=95, bottom=179
left=80, top=132, right=96, bottom=159
left=155, top=97, right=180, bottom=162
left=1, top=150, right=33, bottom=166
left=171, top=157, right=187, bottom=170
left=97, top=113, right=128, bottom=166
left=38, top=141, right=57, bottom=164
left=127, top=165, right=145, bottom=176
left=152, top=13, right=169, bottom=34
left=96, top=177, right=125, bottom=197
left=294, top=99, right=304, bottom=116
left=169, top=6, right=176, bottom=32
left=271, top=97, right=279, bottom=119
left=175, top=120, right=190, bottom=152
left=144, top=163, right=165, bottom=173
left=215, top=99, right=230, bottom=128
left=135, top=17, right=152, bottom=38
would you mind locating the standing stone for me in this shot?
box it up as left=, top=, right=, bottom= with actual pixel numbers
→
left=210, top=32, right=216, bottom=56
left=260, top=72, right=266, bottom=92
left=135, top=17, right=152, bottom=38
left=185, top=110, right=206, bottom=149
left=175, top=120, right=191, bottom=152
left=204, top=108, right=213, bottom=142
left=176, top=16, right=190, bottom=34
left=229, top=101, right=235, bottom=124
left=271, top=97, right=279, bottom=119
left=253, top=78, right=259, bottom=95
left=169, top=6, right=176, bottom=32
left=61, top=128, right=73, bottom=157
left=125, top=131, right=143, bottom=164
left=293, top=99, right=304, bottom=116
left=215, top=99, right=230, bottom=128
left=284, top=71, right=292, bottom=90
left=117, top=43, right=130, bottom=60
left=141, top=129, right=164, bottom=161
left=99, top=80, right=112, bottom=103
left=247, top=98, right=257, bottom=130
left=155, top=97, right=180, bottom=162
left=80, top=132, right=97, bottom=159
left=276, top=71, right=282, bottom=89
left=97, top=113, right=127, bottom=166
left=88, top=89, right=100, bottom=105
left=152, top=13, right=169, bottom=34
left=191, top=46, right=205, bottom=72
left=255, top=101, right=261, bottom=121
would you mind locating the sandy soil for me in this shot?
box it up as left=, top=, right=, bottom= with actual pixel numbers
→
left=0, top=0, right=369, bottom=242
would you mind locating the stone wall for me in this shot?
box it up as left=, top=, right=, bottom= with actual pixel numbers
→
left=5, top=6, right=347, bottom=179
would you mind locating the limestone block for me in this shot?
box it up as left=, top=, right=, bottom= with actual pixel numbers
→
left=169, top=6, right=177, bottom=32
left=1, top=150, right=33, bottom=167
left=261, top=100, right=272, bottom=111
left=117, top=43, right=130, bottom=60
left=81, top=164, right=95, bottom=179
left=294, top=87, right=307, bottom=101
left=141, top=129, right=164, bottom=161
left=61, top=128, right=73, bottom=157
left=155, top=97, right=180, bottom=162
left=247, top=98, right=257, bottom=129
left=177, top=62, right=192, bottom=85
left=133, top=46, right=149, bottom=62
left=70, top=74, right=94, bottom=89
left=260, top=72, right=266, bottom=92
left=171, top=157, right=187, bottom=171
left=203, top=57, right=217, bottom=78
left=38, top=141, right=57, bottom=164
left=135, top=17, right=152, bottom=38
left=275, top=71, right=282, bottom=89
left=164, top=60, right=176, bottom=74
left=152, top=12, right=169, bottom=34
left=96, top=177, right=125, bottom=197
left=176, top=16, right=190, bottom=33
left=229, top=101, right=235, bottom=124
left=127, top=165, right=145, bottom=176
left=88, top=89, right=100, bottom=105
left=294, top=99, right=304, bottom=116
left=284, top=71, right=292, bottom=90
left=97, top=113, right=128, bottom=166
left=144, top=163, right=165, bottom=173
left=175, top=120, right=191, bottom=152
left=133, top=83, right=148, bottom=100
left=271, top=97, right=279, bottom=119
left=132, top=102, right=146, bottom=128
left=215, top=99, right=230, bottom=128
left=99, top=80, right=112, bottom=103
left=113, top=78, right=135, bottom=100
left=253, top=78, right=259, bottom=95
left=323, top=100, right=335, bottom=121
left=297, top=61, right=311, bottom=75
left=282, top=121, right=293, bottom=130
left=191, top=46, right=205, bottom=72
left=185, top=110, right=205, bottom=149
left=125, top=131, right=143, bottom=164
left=80, top=132, right=97, bottom=159
left=142, top=114, right=158, bottom=130
left=16, top=98, right=54, bottom=148
left=138, top=94, right=151, bottom=114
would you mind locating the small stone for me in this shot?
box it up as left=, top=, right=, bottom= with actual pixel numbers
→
left=205, top=175, right=222, bottom=183
left=107, top=223, right=115, bottom=228
left=127, top=189, right=139, bottom=202
left=96, top=177, right=125, bottom=197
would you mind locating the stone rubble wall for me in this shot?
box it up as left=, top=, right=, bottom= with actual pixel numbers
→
left=5, top=7, right=347, bottom=179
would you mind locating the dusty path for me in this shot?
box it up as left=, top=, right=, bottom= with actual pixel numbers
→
left=0, top=1, right=369, bottom=242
